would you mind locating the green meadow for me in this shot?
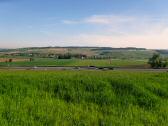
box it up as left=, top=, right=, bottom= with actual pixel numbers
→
left=0, top=70, right=167, bottom=125
left=0, top=59, right=147, bottom=67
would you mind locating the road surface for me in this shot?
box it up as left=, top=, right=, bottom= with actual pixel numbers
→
left=0, top=66, right=168, bottom=72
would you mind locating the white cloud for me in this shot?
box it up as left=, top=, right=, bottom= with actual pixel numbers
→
left=4, top=14, right=168, bottom=49
left=63, top=15, right=137, bottom=25
left=62, top=14, right=168, bottom=33
left=58, top=30, right=168, bottom=49
left=85, top=15, right=137, bottom=25
left=60, top=14, right=168, bottom=49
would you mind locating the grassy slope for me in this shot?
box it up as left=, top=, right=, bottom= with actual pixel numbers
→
left=0, top=70, right=167, bottom=125
left=0, top=47, right=157, bottom=59
left=99, top=50, right=155, bottom=59
left=0, top=59, right=147, bottom=67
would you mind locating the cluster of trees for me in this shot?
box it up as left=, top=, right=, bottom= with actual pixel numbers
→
left=57, top=54, right=87, bottom=59
left=57, top=54, right=72, bottom=59
left=148, top=54, right=168, bottom=68
left=5, top=59, right=13, bottom=63
left=5, top=53, right=88, bottom=59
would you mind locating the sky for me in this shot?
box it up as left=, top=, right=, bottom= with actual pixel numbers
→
left=0, top=0, right=168, bottom=49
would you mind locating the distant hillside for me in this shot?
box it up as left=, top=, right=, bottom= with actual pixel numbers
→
left=0, top=47, right=167, bottom=59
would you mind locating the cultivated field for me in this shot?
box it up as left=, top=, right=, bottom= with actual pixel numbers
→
left=0, top=47, right=167, bottom=125
left=0, top=59, right=147, bottom=68
left=0, top=70, right=167, bottom=125
left=0, top=58, right=29, bottom=62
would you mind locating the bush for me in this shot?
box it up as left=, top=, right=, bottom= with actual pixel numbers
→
left=148, top=54, right=168, bottom=68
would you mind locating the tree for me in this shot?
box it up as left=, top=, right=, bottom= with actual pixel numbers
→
left=30, top=58, right=34, bottom=62
left=9, top=59, right=13, bottom=63
left=148, top=54, right=168, bottom=68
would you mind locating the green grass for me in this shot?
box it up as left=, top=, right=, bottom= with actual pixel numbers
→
left=99, top=50, right=154, bottom=59
left=0, top=70, right=167, bottom=125
left=0, top=58, right=147, bottom=67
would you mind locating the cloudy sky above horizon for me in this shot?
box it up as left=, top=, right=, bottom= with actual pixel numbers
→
left=0, top=0, right=168, bottom=49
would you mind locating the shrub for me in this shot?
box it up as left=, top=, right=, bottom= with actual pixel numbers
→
left=148, top=54, right=168, bottom=68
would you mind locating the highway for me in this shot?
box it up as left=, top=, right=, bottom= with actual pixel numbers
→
left=0, top=66, right=168, bottom=72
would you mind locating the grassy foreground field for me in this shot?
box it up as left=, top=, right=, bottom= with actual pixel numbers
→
left=0, top=70, right=167, bottom=125
left=0, top=59, right=147, bottom=67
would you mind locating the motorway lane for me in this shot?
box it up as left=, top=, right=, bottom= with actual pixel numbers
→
left=0, top=66, right=168, bottom=72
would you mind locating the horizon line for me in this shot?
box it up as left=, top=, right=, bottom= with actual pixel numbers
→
left=1, top=46, right=168, bottom=50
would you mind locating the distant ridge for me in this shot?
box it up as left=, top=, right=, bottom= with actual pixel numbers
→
left=0, top=46, right=168, bottom=59
left=14, top=46, right=147, bottom=50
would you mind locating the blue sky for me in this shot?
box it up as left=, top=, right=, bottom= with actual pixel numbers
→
left=0, top=0, right=168, bottom=48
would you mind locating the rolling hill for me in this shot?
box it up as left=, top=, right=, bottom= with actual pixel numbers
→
left=0, top=47, right=166, bottom=59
